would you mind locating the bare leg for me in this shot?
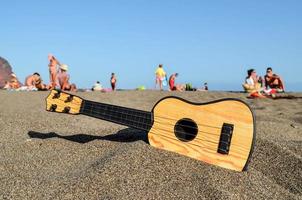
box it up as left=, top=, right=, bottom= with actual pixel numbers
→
left=50, top=72, right=57, bottom=89
left=159, top=79, right=163, bottom=90
left=155, top=77, right=159, bottom=89
left=176, top=84, right=185, bottom=91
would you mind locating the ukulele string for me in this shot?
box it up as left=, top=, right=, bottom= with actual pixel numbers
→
left=54, top=98, right=247, bottom=151
left=54, top=97, right=235, bottom=140
left=81, top=103, right=248, bottom=149
left=82, top=101, right=251, bottom=146
left=82, top=100, right=225, bottom=130
left=82, top=101, right=233, bottom=139
left=83, top=100, right=222, bottom=129
left=84, top=106, right=231, bottom=152
left=83, top=106, right=221, bottom=145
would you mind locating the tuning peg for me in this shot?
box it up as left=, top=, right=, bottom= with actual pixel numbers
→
left=50, top=104, right=57, bottom=112
left=65, top=95, right=74, bottom=103
left=63, top=106, right=71, bottom=113
left=52, top=92, right=61, bottom=99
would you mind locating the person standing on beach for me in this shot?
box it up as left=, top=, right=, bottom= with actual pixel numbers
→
left=110, top=73, right=117, bottom=91
left=155, top=64, right=166, bottom=90
left=57, top=64, right=77, bottom=92
left=48, top=54, right=61, bottom=89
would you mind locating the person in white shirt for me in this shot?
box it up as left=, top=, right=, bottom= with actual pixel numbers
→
left=92, top=81, right=102, bottom=91
left=245, top=69, right=259, bottom=86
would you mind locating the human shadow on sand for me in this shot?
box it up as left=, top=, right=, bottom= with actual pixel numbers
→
left=28, top=128, right=148, bottom=144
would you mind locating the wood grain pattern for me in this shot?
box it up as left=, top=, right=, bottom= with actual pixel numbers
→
left=148, top=97, right=254, bottom=171
left=46, top=90, right=82, bottom=114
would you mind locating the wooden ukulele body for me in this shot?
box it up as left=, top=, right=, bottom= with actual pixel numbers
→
left=148, top=97, right=255, bottom=171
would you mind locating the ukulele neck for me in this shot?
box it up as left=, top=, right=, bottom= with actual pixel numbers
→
left=80, top=100, right=153, bottom=131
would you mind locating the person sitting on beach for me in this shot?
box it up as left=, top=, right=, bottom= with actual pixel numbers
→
left=197, top=82, right=209, bottom=91
left=169, top=73, right=185, bottom=91
left=264, top=67, right=285, bottom=92
left=3, top=81, right=10, bottom=89
left=243, top=69, right=277, bottom=98
left=243, top=69, right=263, bottom=93
left=155, top=64, right=166, bottom=90
left=9, top=73, right=21, bottom=89
left=204, top=82, right=208, bottom=90
left=25, top=72, right=47, bottom=90
left=92, top=81, right=102, bottom=91
left=48, top=54, right=61, bottom=89
left=57, top=64, right=77, bottom=92
left=110, top=73, right=117, bottom=91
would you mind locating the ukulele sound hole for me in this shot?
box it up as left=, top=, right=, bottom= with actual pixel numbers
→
left=174, top=118, right=198, bottom=142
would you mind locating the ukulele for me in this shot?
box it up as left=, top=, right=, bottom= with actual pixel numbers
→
left=46, top=90, right=255, bottom=171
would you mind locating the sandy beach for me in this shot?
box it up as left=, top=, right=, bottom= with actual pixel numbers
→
left=0, top=90, right=301, bottom=199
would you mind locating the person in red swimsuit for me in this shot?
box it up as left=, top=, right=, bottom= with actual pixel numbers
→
left=264, top=67, right=285, bottom=92
left=169, top=73, right=185, bottom=91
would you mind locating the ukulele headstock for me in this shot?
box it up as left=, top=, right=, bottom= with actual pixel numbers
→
left=46, top=90, right=83, bottom=114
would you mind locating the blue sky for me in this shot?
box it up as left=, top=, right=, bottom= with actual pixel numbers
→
left=1, top=0, right=301, bottom=91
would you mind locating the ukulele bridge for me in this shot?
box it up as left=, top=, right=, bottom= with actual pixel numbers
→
left=217, top=123, right=234, bottom=155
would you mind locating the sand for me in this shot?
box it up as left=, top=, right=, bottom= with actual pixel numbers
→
left=0, top=90, right=301, bottom=199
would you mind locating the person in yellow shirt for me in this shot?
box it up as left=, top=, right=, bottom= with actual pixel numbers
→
left=155, top=64, right=166, bottom=90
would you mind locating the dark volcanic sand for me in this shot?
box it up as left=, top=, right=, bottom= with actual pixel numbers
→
left=0, top=91, right=301, bottom=199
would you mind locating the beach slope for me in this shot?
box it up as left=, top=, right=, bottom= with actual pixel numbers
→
left=0, top=91, right=301, bottom=199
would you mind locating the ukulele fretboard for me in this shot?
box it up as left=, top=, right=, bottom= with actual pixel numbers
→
left=80, top=100, right=153, bottom=131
